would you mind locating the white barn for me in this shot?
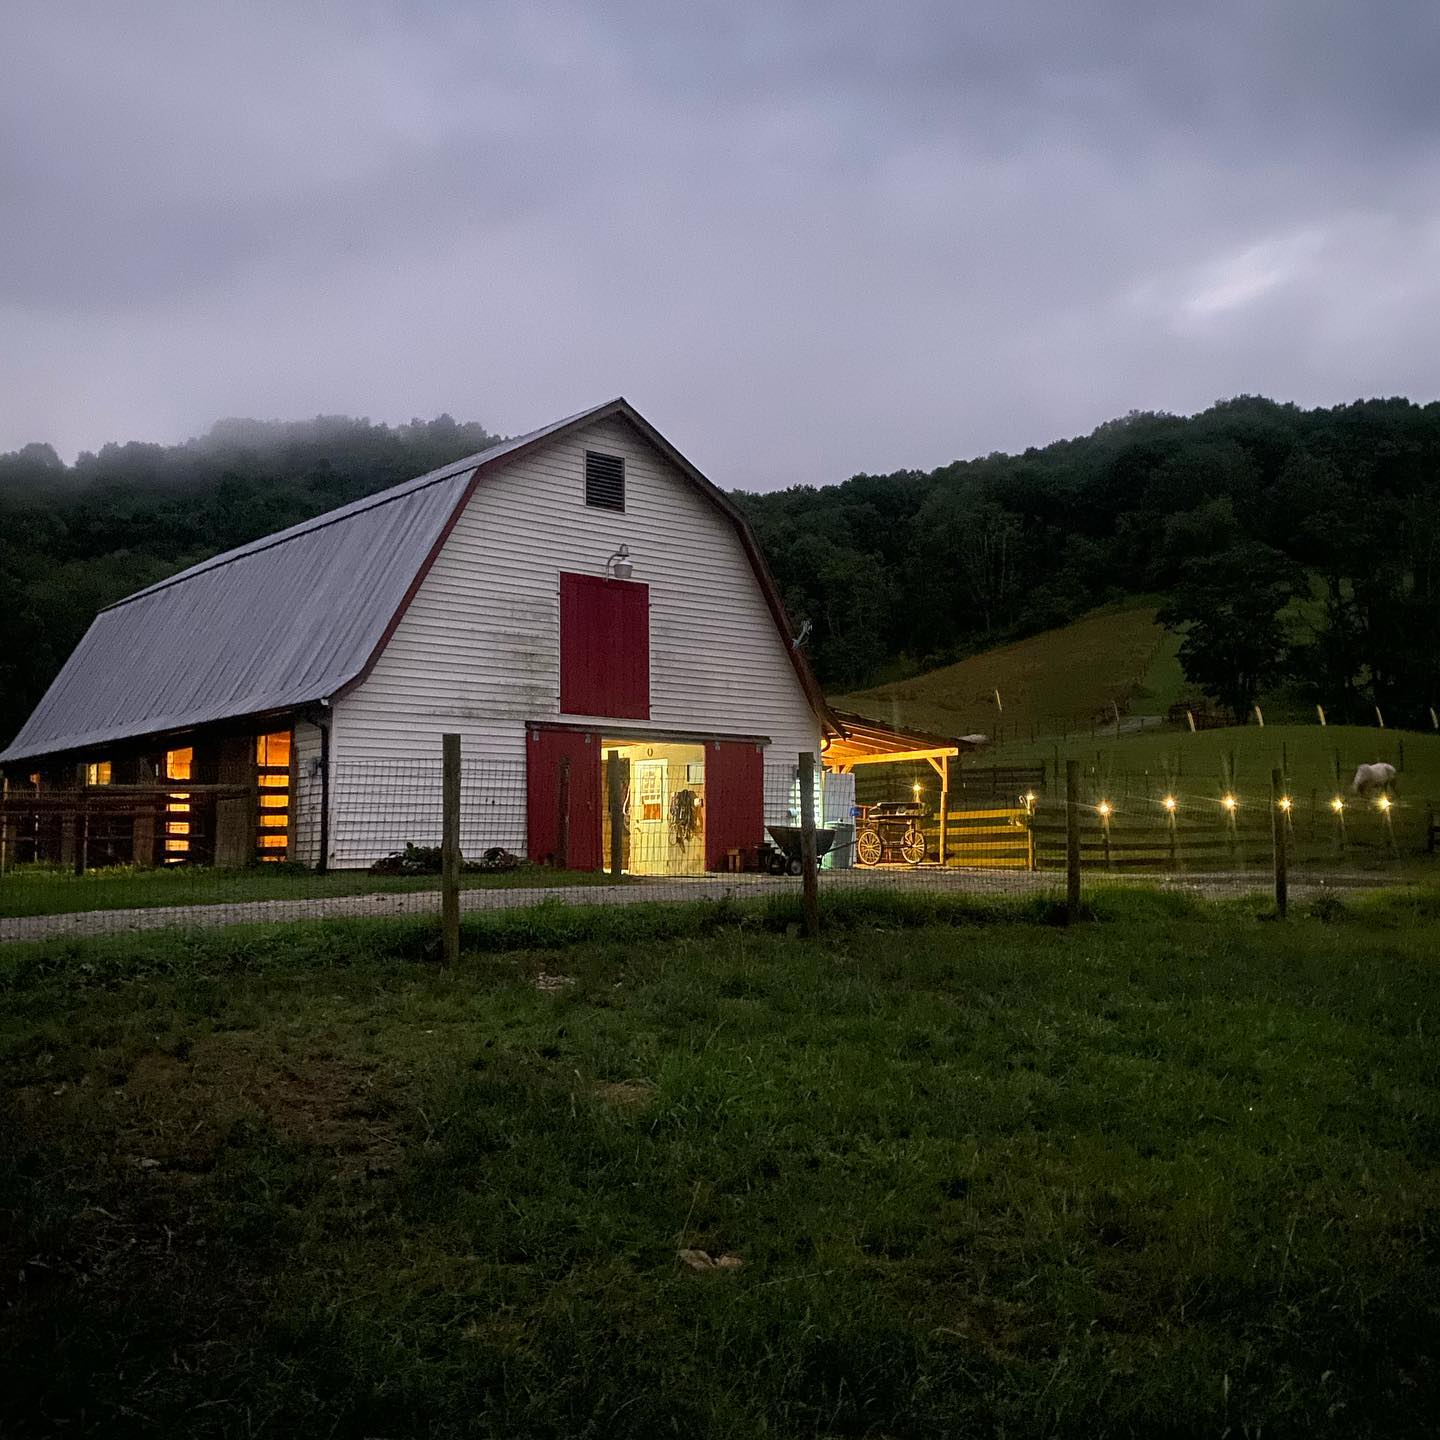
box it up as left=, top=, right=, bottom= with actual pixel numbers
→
left=1, top=400, right=850, bottom=873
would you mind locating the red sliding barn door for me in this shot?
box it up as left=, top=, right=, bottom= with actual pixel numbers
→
left=526, top=727, right=602, bottom=869
left=704, top=739, right=765, bottom=871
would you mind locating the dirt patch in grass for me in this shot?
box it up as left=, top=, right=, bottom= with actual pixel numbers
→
left=596, top=1078, right=655, bottom=1107
left=120, top=1033, right=405, bottom=1178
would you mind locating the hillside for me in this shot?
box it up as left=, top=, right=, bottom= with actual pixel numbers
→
left=740, top=393, right=1440, bottom=727
left=834, top=602, right=1181, bottom=742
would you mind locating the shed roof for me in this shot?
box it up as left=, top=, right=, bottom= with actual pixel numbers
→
left=823, top=709, right=975, bottom=769
left=2, top=400, right=837, bottom=765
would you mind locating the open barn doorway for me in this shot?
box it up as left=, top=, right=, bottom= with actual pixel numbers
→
left=602, top=739, right=707, bottom=876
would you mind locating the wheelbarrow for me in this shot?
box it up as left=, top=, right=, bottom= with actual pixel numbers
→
left=764, top=824, right=836, bottom=876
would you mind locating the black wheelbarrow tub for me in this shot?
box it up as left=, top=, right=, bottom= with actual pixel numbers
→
left=765, top=825, right=836, bottom=860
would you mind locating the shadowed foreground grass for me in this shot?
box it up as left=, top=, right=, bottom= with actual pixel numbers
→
left=3, top=889, right=1439, bottom=1437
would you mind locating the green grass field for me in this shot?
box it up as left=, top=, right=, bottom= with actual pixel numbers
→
left=834, top=601, right=1174, bottom=741
left=0, top=861, right=622, bottom=919
left=4, top=891, right=1439, bottom=1437
left=979, top=722, right=1440, bottom=853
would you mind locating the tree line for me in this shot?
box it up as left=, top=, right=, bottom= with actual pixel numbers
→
left=2, top=395, right=1438, bottom=747
left=736, top=395, right=1440, bottom=725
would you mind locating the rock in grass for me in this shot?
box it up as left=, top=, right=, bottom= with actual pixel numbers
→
left=678, top=1249, right=743, bottom=1272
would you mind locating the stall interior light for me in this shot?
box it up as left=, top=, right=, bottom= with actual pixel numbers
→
left=1278, top=795, right=1293, bottom=813
left=1330, top=796, right=1345, bottom=813
left=1222, top=794, right=1237, bottom=812
left=1096, top=800, right=1112, bottom=818
left=1378, top=795, right=1393, bottom=812
left=1162, top=795, right=1177, bottom=813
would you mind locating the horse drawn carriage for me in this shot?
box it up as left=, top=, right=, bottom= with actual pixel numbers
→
left=854, top=801, right=928, bottom=866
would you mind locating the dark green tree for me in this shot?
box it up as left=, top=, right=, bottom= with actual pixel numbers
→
left=1158, top=542, right=1299, bottom=721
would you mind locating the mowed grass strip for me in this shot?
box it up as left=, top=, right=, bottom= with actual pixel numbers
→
left=3, top=891, right=1439, bottom=1438
left=0, top=860, right=625, bottom=919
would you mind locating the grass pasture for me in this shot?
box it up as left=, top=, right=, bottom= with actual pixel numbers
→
left=4, top=890, right=1440, bottom=1437
left=834, top=601, right=1171, bottom=742
left=983, top=723, right=1440, bottom=863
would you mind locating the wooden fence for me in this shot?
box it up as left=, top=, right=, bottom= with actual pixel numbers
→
left=933, top=806, right=1033, bottom=869
left=1030, top=808, right=1234, bottom=871
left=954, top=764, right=1047, bottom=800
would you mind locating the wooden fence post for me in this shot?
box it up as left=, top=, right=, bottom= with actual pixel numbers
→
left=1271, top=767, right=1287, bottom=919
left=799, top=751, right=820, bottom=938
left=1065, top=760, right=1081, bottom=924
left=607, top=749, right=627, bottom=878
left=441, top=733, right=461, bottom=966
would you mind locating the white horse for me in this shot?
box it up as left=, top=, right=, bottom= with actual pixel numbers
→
left=1352, top=762, right=1397, bottom=797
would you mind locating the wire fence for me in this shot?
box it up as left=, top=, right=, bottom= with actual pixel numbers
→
left=1, top=742, right=1434, bottom=945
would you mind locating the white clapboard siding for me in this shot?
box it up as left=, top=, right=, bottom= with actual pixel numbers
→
left=326, top=415, right=820, bottom=864
left=291, top=718, right=323, bottom=866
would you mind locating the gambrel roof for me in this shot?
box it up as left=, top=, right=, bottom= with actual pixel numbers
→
left=1, top=400, right=836, bottom=764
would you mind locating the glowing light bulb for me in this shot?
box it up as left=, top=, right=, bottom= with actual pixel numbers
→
left=1222, top=794, right=1237, bottom=812
left=1330, top=796, right=1345, bottom=813
left=1162, top=795, right=1177, bottom=813
left=1097, top=800, right=1112, bottom=818
left=1278, top=795, right=1293, bottom=813
left=1378, top=795, right=1392, bottom=812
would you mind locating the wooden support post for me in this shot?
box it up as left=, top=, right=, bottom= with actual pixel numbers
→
left=441, top=733, right=461, bottom=966
left=1065, top=760, right=1081, bottom=924
left=607, top=749, right=627, bottom=878
left=556, top=755, right=571, bottom=870
left=1271, top=767, right=1287, bottom=919
left=938, top=755, right=949, bottom=867
left=799, top=751, right=820, bottom=938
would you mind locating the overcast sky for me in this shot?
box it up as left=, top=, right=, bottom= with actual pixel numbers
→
left=3, top=2, right=1439, bottom=489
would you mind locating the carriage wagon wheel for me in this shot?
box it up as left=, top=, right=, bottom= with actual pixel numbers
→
left=900, top=825, right=927, bottom=865
left=856, top=827, right=883, bottom=866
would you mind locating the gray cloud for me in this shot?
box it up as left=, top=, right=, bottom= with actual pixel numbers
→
left=2, top=0, right=1439, bottom=488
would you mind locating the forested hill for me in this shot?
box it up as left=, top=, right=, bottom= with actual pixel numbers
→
left=736, top=395, right=1440, bottom=725
left=3, top=395, right=1439, bottom=747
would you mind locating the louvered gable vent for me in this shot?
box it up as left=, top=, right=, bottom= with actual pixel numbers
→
left=584, top=450, right=625, bottom=511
